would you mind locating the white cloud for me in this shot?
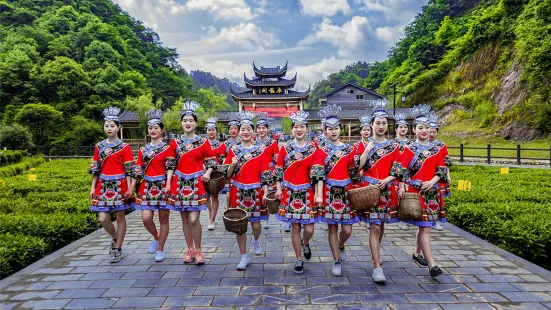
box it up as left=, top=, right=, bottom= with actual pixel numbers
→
left=299, top=16, right=371, bottom=57
left=375, top=25, right=405, bottom=46
left=299, top=0, right=352, bottom=16
left=179, top=23, right=281, bottom=58
left=289, top=57, right=354, bottom=88
left=355, top=0, right=421, bottom=21
left=177, top=0, right=254, bottom=20
left=179, top=58, right=251, bottom=83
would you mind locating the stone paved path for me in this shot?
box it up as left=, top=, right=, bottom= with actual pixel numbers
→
left=2, top=199, right=551, bottom=309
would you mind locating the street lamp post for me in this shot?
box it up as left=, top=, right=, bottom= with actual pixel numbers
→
left=390, top=82, right=398, bottom=116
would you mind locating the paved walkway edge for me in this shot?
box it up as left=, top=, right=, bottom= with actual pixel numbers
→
left=2, top=215, right=550, bottom=290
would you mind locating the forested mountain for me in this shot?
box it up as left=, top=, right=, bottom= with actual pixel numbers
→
left=308, top=0, right=551, bottom=140
left=0, top=0, right=230, bottom=147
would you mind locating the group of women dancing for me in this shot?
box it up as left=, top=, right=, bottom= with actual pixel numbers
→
left=89, top=99, right=451, bottom=283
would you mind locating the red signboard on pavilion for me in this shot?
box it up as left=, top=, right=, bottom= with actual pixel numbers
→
left=243, top=106, right=298, bottom=117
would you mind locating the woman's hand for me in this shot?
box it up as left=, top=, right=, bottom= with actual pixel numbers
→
left=420, top=181, right=434, bottom=192
left=164, top=183, right=171, bottom=194
left=90, top=188, right=94, bottom=199
left=315, top=194, right=323, bottom=206
left=274, top=189, right=283, bottom=200
left=398, top=186, right=405, bottom=199
left=203, top=172, right=211, bottom=182
left=377, top=178, right=389, bottom=189
left=231, top=157, right=239, bottom=166
left=363, top=141, right=375, bottom=154
left=123, top=189, right=133, bottom=199
left=262, top=192, right=268, bottom=205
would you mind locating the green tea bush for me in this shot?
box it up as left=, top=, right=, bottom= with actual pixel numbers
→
left=0, top=157, right=44, bottom=178
left=0, top=233, right=47, bottom=278
left=0, top=150, right=27, bottom=167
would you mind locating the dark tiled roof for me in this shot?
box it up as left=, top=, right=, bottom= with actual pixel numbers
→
left=244, top=73, right=297, bottom=87
left=230, top=88, right=310, bottom=99
left=119, top=111, right=138, bottom=122
left=253, top=61, right=288, bottom=77
left=324, top=83, right=385, bottom=99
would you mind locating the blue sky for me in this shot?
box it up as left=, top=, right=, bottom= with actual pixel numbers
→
left=113, top=0, right=428, bottom=90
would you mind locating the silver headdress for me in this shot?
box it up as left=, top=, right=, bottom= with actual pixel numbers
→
left=359, top=115, right=371, bottom=128
left=179, top=99, right=200, bottom=116
left=145, top=109, right=164, bottom=126
left=205, top=116, right=218, bottom=129
left=256, top=112, right=271, bottom=127
left=393, top=112, right=409, bottom=126
left=370, top=99, right=390, bottom=119
left=427, top=112, right=438, bottom=129
left=410, top=104, right=432, bottom=125
left=317, top=104, right=341, bottom=128
left=289, top=111, right=309, bottom=125
left=228, top=113, right=240, bottom=127
left=103, top=106, right=121, bottom=122
left=237, top=111, right=256, bottom=127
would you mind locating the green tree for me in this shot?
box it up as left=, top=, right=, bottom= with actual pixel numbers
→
left=15, top=103, right=63, bottom=146
left=52, top=115, right=103, bottom=147
left=0, top=124, right=33, bottom=149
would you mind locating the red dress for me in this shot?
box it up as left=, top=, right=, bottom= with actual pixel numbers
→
left=357, top=139, right=403, bottom=224
left=166, top=136, right=217, bottom=211
left=317, top=142, right=359, bottom=224
left=89, top=139, right=135, bottom=212
left=400, top=142, right=449, bottom=226
left=134, top=142, right=171, bottom=210
left=223, top=144, right=272, bottom=222
left=255, top=136, right=279, bottom=191
left=219, top=137, right=241, bottom=194
left=274, top=141, right=324, bottom=224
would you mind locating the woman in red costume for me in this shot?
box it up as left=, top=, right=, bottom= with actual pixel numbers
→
left=356, top=99, right=404, bottom=284
left=89, top=107, right=135, bottom=263
left=205, top=117, right=223, bottom=231
left=166, top=100, right=216, bottom=265
left=316, top=105, right=359, bottom=277
left=224, top=111, right=271, bottom=270
left=393, top=112, right=412, bottom=231
left=399, top=104, right=447, bottom=278
left=274, top=111, right=324, bottom=275
left=133, top=109, right=172, bottom=262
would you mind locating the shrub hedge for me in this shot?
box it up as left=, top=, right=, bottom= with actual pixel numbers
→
left=0, top=150, right=27, bottom=167
left=0, top=157, right=44, bottom=178
left=0, top=233, right=47, bottom=278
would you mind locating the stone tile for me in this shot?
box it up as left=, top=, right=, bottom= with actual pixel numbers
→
left=441, top=304, right=495, bottom=310
left=89, top=279, right=137, bottom=288
left=5, top=282, right=53, bottom=291
left=512, top=283, right=551, bottom=292
left=32, top=267, right=74, bottom=275
left=10, top=290, right=61, bottom=300
left=70, top=266, right=113, bottom=273
left=376, top=284, right=425, bottom=294
left=240, top=286, right=285, bottom=295
left=132, top=278, right=178, bottom=287
left=161, top=271, right=204, bottom=279
left=55, top=288, right=107, bottom=299
left=220, top=277, right=263, bottom=286
left=306, top=277, right=350, bottom=285
left=113, top=297, right=166, bottom=308
left=261, top=294, right=309, bottom=305
left=358, top=294, right=409, bottom=304
left=148, top=287, right=195, bottom=296
left=405, top=293, right=458, bottom=303
left=80, top=272, right=125, bottom=280
left=263, top=277, right=306, bottom=285
left=0, top=302, right=20, bottom=310
left=163, top=296, right=214, bottom=307
left=501, top=292, right=551, bottom=302
left=64, top=298, right=117, bottom=309
left=103, top=287, right=152, bottom=297
left=177, top=277, right=221, bottom=286
left=453, top=293, right=508, bottom=303
left=387, top=304, right=442, bottom=310
left=212, top=295, right=260, bottom=306
left=445, top=268, right=491, bottom=275
left=42, top=274, right=84, bottom=281
left=121, top=271, right=165, bottom=279
left=331, top=285, right=378, bottom=294
left=311, top=294, right=359, bottom=304
left=466, top=282, right=519, bottom=292
left=194, top=286, right=240, bottom=295
left=338, top=305, right=389, bottom=310
left=20, top=299, right=71, bottom=309
left=46, top=280, right=95, bottom=289
left=420, top=284, right=471, bottom=293
left=475, top=274, right=525, bottom=283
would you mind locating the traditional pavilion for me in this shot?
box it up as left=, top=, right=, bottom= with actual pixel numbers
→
left=230, top=62, right=310, bottom=117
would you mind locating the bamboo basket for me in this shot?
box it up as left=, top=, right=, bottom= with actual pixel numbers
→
left=348, top=185, right=380, bottom=211
left=205, top=171, right=226, bottom=195
left=265, top=192, right=280, bottom=215
left=398, top=192, right=423, bottom=221
left=223, top=208, right=249, bottom=235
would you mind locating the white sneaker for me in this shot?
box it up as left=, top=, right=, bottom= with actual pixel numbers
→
left=339, top=246, right=347, bottom=261
left=372, top=267, right=386, bottom=284
left=155, top=251, right=165, bottom=262
left=435, top=221, right=444, bottom=231
left=398, top=222, right=408, bottom=230
left=332, top=260, right=342, bottom=276
left=148, top=240, right=159, bottom=254
left=207, top=222, right=216, bottom=230
left=263, top=220, right=270, bottom=229
left=237, top=255, right=251, bottom=270
left=284, top=222, right=291, bottom=232
left=252, top=240, right=262, bottom=255
left=110, top=249, right=123, bottom=263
